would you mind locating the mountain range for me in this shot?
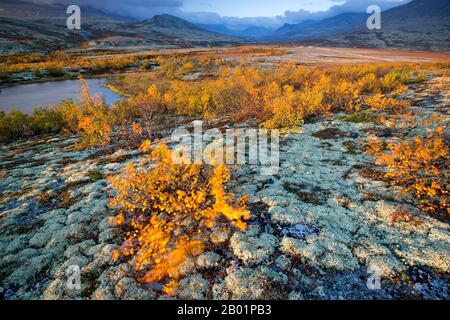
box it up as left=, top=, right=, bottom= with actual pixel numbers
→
left=0, top=0, right=449, bottom=53
left=0, top=12, right=250, bottom=54
left=263, top=0, right=450, bottom=51
left=263, top=12, right=367, bottom=42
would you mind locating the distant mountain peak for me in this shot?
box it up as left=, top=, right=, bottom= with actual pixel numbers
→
left=263, top=0, right=450, bottom=51
left=142, top=14, right=200, bottom=30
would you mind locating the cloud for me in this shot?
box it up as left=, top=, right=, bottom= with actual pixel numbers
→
left=283, top=0, right=411, bottom=23
left=179, top=0, right=411, bottom=29
left=180, top=0, right=412, bottom=30
left=23, top=0, right=185, bottom=19
left=17, top=0, right=412, bottom=29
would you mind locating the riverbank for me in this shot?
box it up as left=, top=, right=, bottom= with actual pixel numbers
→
left=0, top=78, right=123, bottom=114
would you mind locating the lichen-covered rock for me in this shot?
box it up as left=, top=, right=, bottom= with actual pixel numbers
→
left=66, top=211, right=91, bottom=225
left=178, top=274, right=210, bottom=300
left=169, top=257, right=196, bottom=279
left=64, top=240, right=97, bottom=258
left=98, top=216, right=115, bottom=233
left=224, top=266, right=288, bottom=299
left=91, top=286, right=115, bottom=300
left=114, top=277, right=155, bottom=300
left=3, top=253, right=52, bottom=287
left=281, top=236, right=324, bottom=261
left=209, top=225, right=231, bottom=245
left=275, top=255, right=291, bottom=270
left=212, top=280, right=229, bottom=300
left=196, top=252, right=221, bottom=270
left=230, top=232, right=278, bottom=265
left=43, top=279, right=66, bottom=300
left=288, top=291, right=305, bottom=300
left=29, top=223, right=64, bottom=248
left=98, top=229, right=116, bottom=244
left=98, top=265, right=129, bottom=290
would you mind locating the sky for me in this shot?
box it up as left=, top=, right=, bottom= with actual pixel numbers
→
left=182, top=0, right=341, bottom=18
left=22, top=0, right=411, bottom=28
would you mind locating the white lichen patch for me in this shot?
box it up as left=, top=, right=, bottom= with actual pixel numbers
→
left=230, top=231, right=278, bottom=265
left=196, top=252, right=222, bottom=270
left=178, top=274, right=210, bottom=300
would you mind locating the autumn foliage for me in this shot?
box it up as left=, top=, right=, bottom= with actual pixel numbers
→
left=57, top=78, right=112, bottom=147
left=109, top=141, right=250, bottom=293
left=2, top=50, right=434, bottom=144
left=152, top=63, right=420, bottom=129
left=368, top=127, right=449, bottom=216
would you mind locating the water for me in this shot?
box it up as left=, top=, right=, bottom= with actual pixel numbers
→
left=0, top=78, right=122, bottom=114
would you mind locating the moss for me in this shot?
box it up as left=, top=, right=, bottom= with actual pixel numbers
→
left=87, top=170, right=105, bottom=182
left=343, top=140, right=358, bottom=155
left=312, top=128, right=348, bottom=140
left=37, top=187, right=77, bottom=209
left=11, top=218, right=44, bottom=236
left=359, top=164, right=386, bottom=181
left=337, top=111, right=375, bottom=123
left=283, top=182, right=329, bottom=205
left=81, top=268, right=101, bottom=298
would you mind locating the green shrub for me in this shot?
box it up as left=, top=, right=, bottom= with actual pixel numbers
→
left=0, top=109, right=29, bottom=142
left=29, top=107, right=64, bottom=134
left=337, top=110, right=375, bottom=123
left=47, top=65, right=65, bottom=77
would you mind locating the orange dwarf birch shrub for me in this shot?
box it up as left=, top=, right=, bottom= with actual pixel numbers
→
left=373, top=127, right=449, bottom=216
left=77, top=115, right=111, bottom=147
left=57, top=78, right=112, bottom=147
left=109, top=141, right=250, bottom=291
left=364, top=93, right=410, bottom=114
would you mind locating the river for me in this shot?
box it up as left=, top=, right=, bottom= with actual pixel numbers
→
left=0, top=78, right=122, bottom=114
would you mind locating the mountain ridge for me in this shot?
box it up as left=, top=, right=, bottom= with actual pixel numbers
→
left=265, top=0, right=450, bottom=51
left=1, top=0, right=449, bottom=53
left=265, top=12, right=367, bottom=41
left=323, top=0, right=450, bottom=51
left=0, top=13, right=251, bottom=54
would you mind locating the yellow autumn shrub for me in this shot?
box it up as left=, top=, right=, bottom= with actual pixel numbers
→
left=57, top=78, right=112, bottom=147
left=372, top=127, right=449, bottom=216
left=109, top=141, right=250, bottom=293
left=364, top=93, right=410, bottom=114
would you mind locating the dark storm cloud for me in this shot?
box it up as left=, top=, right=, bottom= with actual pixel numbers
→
left=22, top=0, right=185, bottom=19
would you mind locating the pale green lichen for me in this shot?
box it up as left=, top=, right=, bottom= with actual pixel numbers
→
left=230, top=232, right=278, bottom=265
left=224, top=266, right=288, bottom=299
left=178, top=274, right=210, bottom=300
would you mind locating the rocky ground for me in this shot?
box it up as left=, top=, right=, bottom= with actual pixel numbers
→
left=0, top=76, right=448, bottom=300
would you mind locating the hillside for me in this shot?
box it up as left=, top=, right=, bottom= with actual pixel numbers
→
left=0, top=12, right=249, bottom=54
left=328, top=0, right=450, bottom=51
left=0, top=0, right=131, bottom=21
left=265, top=13, right=366, bottom=42
left=197, top=24, right=274, bottom=39
left=0, top=18, right=90, bottom=54
left=267, top=0, right=450, bottom=51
